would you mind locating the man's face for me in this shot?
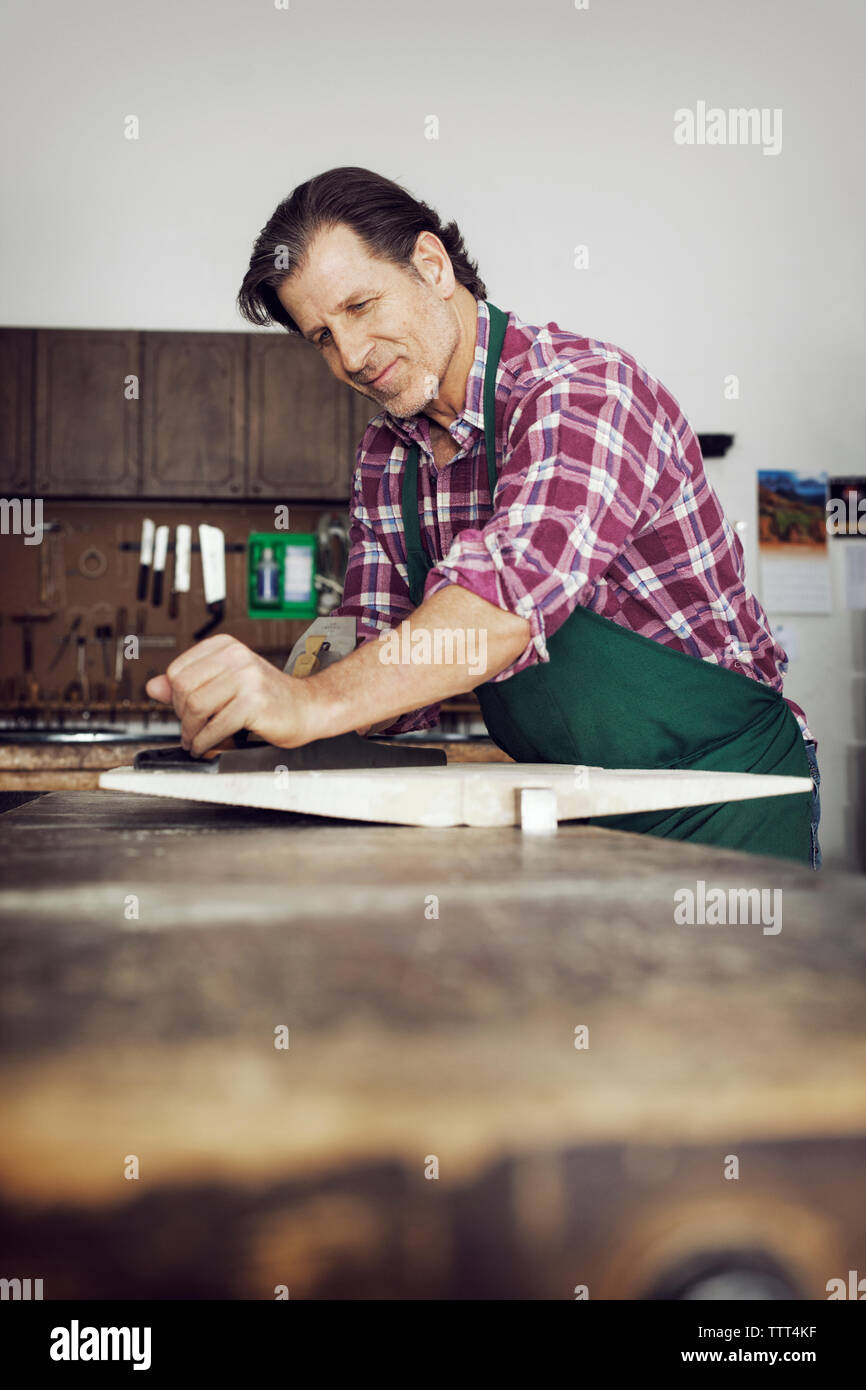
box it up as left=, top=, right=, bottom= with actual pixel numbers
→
left=275, top=223, right=459, bottom=418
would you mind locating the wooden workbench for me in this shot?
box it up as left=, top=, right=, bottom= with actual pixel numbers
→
left=0, top=790, right=864, bottom=1298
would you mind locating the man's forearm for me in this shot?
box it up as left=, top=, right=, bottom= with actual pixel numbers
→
left=302, top=583, right=531, bottom=742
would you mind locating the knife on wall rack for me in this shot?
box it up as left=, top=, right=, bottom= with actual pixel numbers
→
left=137, top=518, right=155, bottom=601
left=151, top=525, right=169, bottom=607
left=169, top=524, right=191, bottom=622
left=194, top=523, right=226, bottom=641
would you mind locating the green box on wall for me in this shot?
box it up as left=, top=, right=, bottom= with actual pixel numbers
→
left=247, top=532, right=318, bottom=619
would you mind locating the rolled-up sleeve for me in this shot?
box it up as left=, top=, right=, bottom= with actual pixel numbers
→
left=421, top=371, right=665, bottom=681
left=334, top=468, right=441, bottom=733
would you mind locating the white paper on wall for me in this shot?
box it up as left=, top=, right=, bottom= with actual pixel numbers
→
left=761, top=557, right=832, bottom=614
left=774, top=621, right=799, bottom=661
left=844, top=546, right=866, bottom=610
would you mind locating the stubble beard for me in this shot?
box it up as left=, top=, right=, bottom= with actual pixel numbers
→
left=382, top=291, right=459, bottom=420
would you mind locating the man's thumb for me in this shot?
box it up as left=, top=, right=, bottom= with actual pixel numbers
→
left=146, top=673, right=172, bottom=702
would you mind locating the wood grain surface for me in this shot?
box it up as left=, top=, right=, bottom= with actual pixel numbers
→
left=0, top=791, right=863, bottom=1298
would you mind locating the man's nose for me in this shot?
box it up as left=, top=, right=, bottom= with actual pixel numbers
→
left=332, top=325, right=375, bottom=379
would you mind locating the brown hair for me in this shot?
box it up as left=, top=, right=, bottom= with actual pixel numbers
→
left=237, top=166, right=487, bottom=333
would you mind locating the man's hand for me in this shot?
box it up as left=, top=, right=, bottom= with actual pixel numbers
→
left=145, top=585, right=530, bottom=757
left=145, top=634, right=316, bottom=757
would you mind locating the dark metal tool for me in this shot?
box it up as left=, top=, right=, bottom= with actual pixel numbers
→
left=114, top=605, right=129, bottom=699
left=48, top=613, right=82, bottom=671
left=95, top=623, right=113, bottom=677
left=12, top=614, right=53, bottom=701
left=133, top=733, right=447, bottom=774
left=62, top=635, right=90, bottom=702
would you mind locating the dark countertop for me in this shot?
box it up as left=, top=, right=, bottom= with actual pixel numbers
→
left=1, top=790, right=864, bottom=1298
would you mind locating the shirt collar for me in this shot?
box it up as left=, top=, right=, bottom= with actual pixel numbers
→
left=382, top=298, right=490, bottom=452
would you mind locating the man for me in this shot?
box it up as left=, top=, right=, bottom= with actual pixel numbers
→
left=146, top=166, right=820, bottom=866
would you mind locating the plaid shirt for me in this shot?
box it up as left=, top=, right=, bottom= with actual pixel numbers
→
left=336, top=299, right=813, bottom=743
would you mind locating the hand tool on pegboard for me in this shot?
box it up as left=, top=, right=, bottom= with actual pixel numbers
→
left=11, top=613, right=54, bottom=701
left=89, top=602, right=115, bottom=682
left=49, top=612, right=83, bottom=671
left=38, top=521, right=62, bottom=607
left=62, top=635, right=90, bottom=703
left=114, top=605, right=129, bottom=700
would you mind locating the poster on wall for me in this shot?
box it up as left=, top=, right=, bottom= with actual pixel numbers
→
left=757, top=470, right=831, bottom=613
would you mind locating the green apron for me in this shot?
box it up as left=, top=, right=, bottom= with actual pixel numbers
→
left=400, top=301, right=812, bottom=863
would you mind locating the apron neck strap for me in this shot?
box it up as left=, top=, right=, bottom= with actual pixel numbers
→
left=483, top=302, right=508, bottom=497
left=401, top=439, right=424, bottom=562
left=401, top=299, right=509, bottom=578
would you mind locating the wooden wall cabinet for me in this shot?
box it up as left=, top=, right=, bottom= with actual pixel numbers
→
left=34, top=331, right=140, bottom=496
left=10, top=327, right=378, bottom=500
left=0, top=329, right=34, bottom=493
left=248, top=334, right=356, bottom=501
left=142, top=333, right=245, bottom=497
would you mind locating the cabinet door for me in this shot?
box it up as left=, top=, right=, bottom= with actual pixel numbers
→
left=247, top=334, right=353, bottom=500
left=142, top=333, right=245, bottom=497
left=34, top=331, right=140, bottom=495
left=0, top=329, right=34, bottom=493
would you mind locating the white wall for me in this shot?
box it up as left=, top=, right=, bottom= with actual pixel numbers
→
left=1, top=0, right=863, bottom=866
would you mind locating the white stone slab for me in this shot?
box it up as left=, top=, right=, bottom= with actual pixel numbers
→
left=98, top=762, right=813, bottom=829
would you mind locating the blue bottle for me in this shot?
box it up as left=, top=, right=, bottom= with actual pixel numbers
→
left=255, top=546, right=280, bottom=604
